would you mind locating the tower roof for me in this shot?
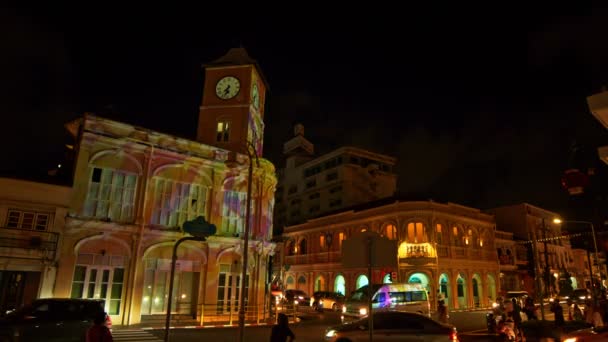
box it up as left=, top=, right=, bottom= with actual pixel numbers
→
left=204, top=47, right=270, bottom=90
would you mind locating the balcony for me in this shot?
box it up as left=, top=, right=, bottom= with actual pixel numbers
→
left=0, top=227, right=59, bottom=262
left=284, top=251, right=341, bottom=265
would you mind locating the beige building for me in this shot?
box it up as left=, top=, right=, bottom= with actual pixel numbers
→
left=274, top=125, right=397, bottom=230
left=487, top=203, right=583, bottom=296
left=278, top=200, right=499, bottom=310
left=47, top=48, right=278, bottom=326
left=0, top=178, right=71, bottom=312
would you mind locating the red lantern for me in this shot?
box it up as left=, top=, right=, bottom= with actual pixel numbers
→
left=561, top=169, right=589, bottom=195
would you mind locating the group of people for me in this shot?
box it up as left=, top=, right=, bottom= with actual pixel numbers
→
left=565, top=296, right=607, bottom=328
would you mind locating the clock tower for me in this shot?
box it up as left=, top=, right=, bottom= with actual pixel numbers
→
left=197, top=48, right=268, bottom=157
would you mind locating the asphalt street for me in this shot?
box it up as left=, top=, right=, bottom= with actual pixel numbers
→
left=125, top=309, right=497, bottom=342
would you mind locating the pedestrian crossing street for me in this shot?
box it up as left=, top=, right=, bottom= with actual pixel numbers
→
left=112, top=330, right=163, bottom=341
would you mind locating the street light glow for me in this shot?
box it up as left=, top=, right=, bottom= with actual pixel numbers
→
left=553, top=218, right=562, bottom=224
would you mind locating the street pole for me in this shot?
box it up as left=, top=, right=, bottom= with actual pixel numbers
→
left=367, top=236, right=373, bottom=342
left=530, top=227, right=545, bottom=320
left=556, top=220, right=601, bottom=306
left=164, top=236, right=206, bottom=342
left=541, top=219, right=551, bottom=298
left=237, top=144, right=256, bottom=342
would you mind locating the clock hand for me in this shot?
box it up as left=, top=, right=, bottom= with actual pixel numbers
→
left=224, top=85, right=231, bottom=95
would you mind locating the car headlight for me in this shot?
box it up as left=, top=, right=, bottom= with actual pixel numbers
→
left=492, top=302, right=499, bottom=308
left=549, top=298, right=554, bottom=302
left=325, top=329, right=338, bottom=338
left=342, top=306, right=347, bottom=313
left=563, top=338, right=577, bottom=342
left=294, top=300, right=299, bottom=305
left=298, top=296, right=303, bottom=300
left=565, top=296, right=569, bottom=299
left=359, top=308, right=367, bottom=316
left=579, top=296, right=586, bottom=300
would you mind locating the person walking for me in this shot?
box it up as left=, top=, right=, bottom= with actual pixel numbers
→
left=438, top=300, right=449, bottom=323
left=270, top=313, right=295, bottom=342
left=86, top=311, right=113, bottom=342
left=572, top=304, right=584, bottom=321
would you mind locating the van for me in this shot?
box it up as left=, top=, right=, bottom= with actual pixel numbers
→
left=341, top=283, right=430, bottom=322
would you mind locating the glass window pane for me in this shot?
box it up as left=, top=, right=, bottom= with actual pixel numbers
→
left=100, top=284, right=108, bottom=298
left=102, top=270, right=110, bottom=283
left=111, top=284, right=123, bottom=299
left=87, top=283, right=96, bottom=298
left=113, top=268, right=124, bottom=283
left=73, top=266, right=87, bottom=282
left=71, top=283, right=84, bottom=298
left=109, top=300, right=120, bottom=315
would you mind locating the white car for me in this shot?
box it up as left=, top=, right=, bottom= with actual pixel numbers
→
left=562, top=326, right=608, bottom=342
left=325, top=311, right=459, bottom=342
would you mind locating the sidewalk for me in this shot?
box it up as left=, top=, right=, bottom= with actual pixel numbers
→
left=113, top=315, right=304, bottom=331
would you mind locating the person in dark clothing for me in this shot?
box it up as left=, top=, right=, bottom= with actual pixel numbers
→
left=550, top=299, right=565, bottom=327
left=86, top=311, right=113, bottom=342
left=270, top=313, right=295, bottom=342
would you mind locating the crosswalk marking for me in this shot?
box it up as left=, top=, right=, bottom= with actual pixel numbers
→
left=113, top=330, right=162, bottom=341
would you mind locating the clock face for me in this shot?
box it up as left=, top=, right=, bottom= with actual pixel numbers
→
left=215, top=76, right=240, bottom=100
left=252, top=83, right=260, bottom=109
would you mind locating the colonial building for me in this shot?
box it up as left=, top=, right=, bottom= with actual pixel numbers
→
left=51, top=48, right=277, bottom=326
left=274, top=125, right=397, bottom=231
left=488, top=203, right=584, bottom=296
left=0, top=178, right=71, bottom=313
left=278, top=199, right=499, bottom=310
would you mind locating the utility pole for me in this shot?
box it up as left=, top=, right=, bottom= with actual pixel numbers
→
left=541, top=219, right=551, bottom=298
left=530, top=226, right=545, bottom=320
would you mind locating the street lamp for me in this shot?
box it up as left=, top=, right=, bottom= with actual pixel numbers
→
left=225, top=141, right=259, bottom=342
left=553, top=218, right=601, bottom=304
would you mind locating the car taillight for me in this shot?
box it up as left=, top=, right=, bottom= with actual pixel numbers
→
left=449, top=330, right=458, bottom=341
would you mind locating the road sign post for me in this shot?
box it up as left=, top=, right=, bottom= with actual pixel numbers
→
left=342, top=231, right=398, bottom=342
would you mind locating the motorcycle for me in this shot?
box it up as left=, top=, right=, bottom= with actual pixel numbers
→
left=486, top=300, right=503, bottom=333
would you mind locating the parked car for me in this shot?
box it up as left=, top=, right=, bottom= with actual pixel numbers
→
left=562, top=325, right=608, bottom=342
left=0, top=298, right=110, bottom=342
left=284, top=289, right=310, bottom=306
left=571, top=288, right=592, bottom=306
left=505, top=291, right=529, bottom=308
left=311, top=292, right=345, bottom=312
left=324, top=311, right=458, bottom=342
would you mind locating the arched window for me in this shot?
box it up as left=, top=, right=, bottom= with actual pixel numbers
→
left=407, top=222, right=426, bottom=243
left=338, top=232, right=346, bottom=249
left=452, top=227, right=463, bottom=246
left=384, top=224, right=397, bottom=240
left=436, top=224, right=443, bottom=244
left=299, top=239, right=307, bottom=254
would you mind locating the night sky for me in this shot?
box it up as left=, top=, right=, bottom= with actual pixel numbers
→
left=3, top=4, right=608, bottom=216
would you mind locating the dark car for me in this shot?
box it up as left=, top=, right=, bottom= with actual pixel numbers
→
left=284, top=290, right=310, bottom=306
left=0, top=298, right=110, bottom=342
left=311, top=291, right=345, bottom=312
left=324, top=311, right=458, bottom=341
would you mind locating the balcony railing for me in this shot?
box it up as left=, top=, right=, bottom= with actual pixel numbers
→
left=284, top=251, right=341, bottom=265
left=0, top=226, right=59, bottom=261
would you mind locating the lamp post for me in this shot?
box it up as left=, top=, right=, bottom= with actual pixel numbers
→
left=225, top=141, right=259, bottom=342
left=553, top=218, right=601, bottom=304
left=164, top=217, right=216, bottom=342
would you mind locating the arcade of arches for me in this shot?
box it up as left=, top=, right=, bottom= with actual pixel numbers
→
left=283, top=269, right=497, bottom=309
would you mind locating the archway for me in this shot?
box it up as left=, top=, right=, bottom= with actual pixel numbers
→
left=487, top=274, right=497, bottom=302
left=408, top=272, right=430, bottom=293
left=141, top=242, right=204, bottom=316
left=297, top=275, right=307, bottom=291
left=72, top=235, right=131, bottom=318
left=472, top=274, right=483, bottom=308
left=383, top=273, right=391, bottom=284
left=334, top=275, right=346, bottom=295
left=286, top=276, right=295, bottom=289
left=314, top=275, right=326, bottom=292
left=457, top=274, right=467, bottom=309
left=356, top=275, right=369, bottom=289
left=439, top=273, right=450, bottom=305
